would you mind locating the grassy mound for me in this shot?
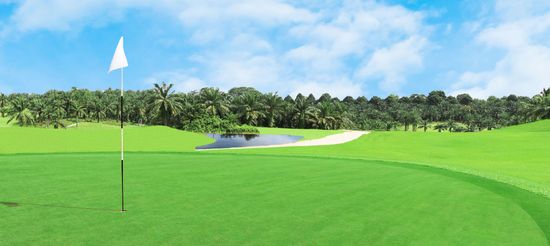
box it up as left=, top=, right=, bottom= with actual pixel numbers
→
left=227, top=120, right=550, bottom=196
left=0, top=122, right=341, bottom=153
left=0, top=124, right=213, bottom=154
left=1, top=153, right=548, bottom=245
left=497, top=119, right=550, bottom=132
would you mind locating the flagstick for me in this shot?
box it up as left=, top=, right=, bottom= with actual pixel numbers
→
left=120, top=67, right=126, bottom=212
left=109, top=36, right=128, bottom=212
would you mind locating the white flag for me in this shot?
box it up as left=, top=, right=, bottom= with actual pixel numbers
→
left=109, top=36, right=128, bottom=73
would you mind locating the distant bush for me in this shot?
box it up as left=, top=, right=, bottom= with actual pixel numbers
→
left=225, top=124, right=259, bottom=134
left=181, top=116, right=258, bottom=134
left=452, top=126, right=468, bottom=132
left=360, top=119, right=386, bottom=131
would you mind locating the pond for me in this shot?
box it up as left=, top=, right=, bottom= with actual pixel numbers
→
left=196, top=134, right=303, bottom=150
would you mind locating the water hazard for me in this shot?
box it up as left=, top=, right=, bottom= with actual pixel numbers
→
left=196, top=134, right=303, bottom=149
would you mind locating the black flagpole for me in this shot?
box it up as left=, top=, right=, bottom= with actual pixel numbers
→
left=120, top=67, right=126, bottom=212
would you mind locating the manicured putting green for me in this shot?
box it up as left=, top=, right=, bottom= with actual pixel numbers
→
left=1, top=153, right=548, bottom=245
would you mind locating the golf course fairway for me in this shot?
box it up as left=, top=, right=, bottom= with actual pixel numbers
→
left=1, top=153, right=549, bottom=245
left=227, top=120, right=550, bottom=196
left=2, top=121, right=550, bottom=244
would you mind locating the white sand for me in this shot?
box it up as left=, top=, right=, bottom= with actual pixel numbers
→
left=200, top=130, right=369, bottom=151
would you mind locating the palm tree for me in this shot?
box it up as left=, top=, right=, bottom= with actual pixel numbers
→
left=530, top=94, right=550, bottom=120
left=541, top=88, right=550, bottom=97
left=30, top=97, right=46, bottom=122
left=400, top=110, right=420, bottom=131
left=107, top=99, right=120, bottom=121
left=73, top=103, right=87, bottom=127
left=199, top=88, right=230, bottom=117
left=410, top=111, right=421, bottom=132
left=332, top=102, right=353, bottom=129
left=129, top=96, right=148, bottom=125
left=150, top=82, right=182, bottom=126
left=280, top=101, right=296, bottom=128
left=0, top=92, right=6, bottom=117
left=419, top=119, right=430, bottom=132
left=294, top=96, right=311, bottom=128
left=234, top=93, right=265, bottom=126
left=263, top=92, right=283, bottom=127
left=307, top=102, right=336, bottom=129
left=175, top=93, right=202, bottom=125
left=434, top=123, right=447, bottom=132
left=64, top=89, right=78, bottom=118
left=91, top=94, right=106, bottom=123
left=46, top=106, right=66, bottom=129
left=7, top=97, right=35, bottom=126
left=44, top=96, right=66, bottom=129
left=9, top=108, right=34, bottom=126
left=446, top=120, right=457, bottom=132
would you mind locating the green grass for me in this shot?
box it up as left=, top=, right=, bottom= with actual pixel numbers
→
left=0, top=122, right=340, bottom=153
left=2, top=121, right=550, bottom=244
left=1, top=153, right=549, bottom=245
left=257, top=127, right=344, bottom=140
left=227, top=120, right=550, bottom=197
left=0, top=124, right=213, bottom=154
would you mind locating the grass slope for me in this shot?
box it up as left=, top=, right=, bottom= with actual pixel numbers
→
left=1, top=153, right=548, bottom=245
left=0, top=124, right=213, bottom=154
left=0, top=123, right=339, bottom=153
left=228, top=120, right=550, bottom=196
left=257, top=127, right=344, bottom=140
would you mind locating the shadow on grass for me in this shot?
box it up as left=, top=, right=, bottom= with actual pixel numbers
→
left=0, top=201, right=121, bottom=212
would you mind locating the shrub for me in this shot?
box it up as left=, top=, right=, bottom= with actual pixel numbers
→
left=360, top=119, right=386, bottom=130
left=181, top=116, right=259, bottom=134
left=225, top=124, right=259, bottom=134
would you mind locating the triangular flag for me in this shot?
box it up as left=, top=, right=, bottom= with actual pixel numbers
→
left=109, top=36, right=128, bottom=73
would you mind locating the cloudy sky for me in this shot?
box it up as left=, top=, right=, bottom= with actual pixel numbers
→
left=0, top=0, right=549, bottom=98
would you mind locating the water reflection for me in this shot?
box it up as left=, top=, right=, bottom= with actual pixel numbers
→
left=196, top=133, right=303, bottom=149
left=219, top=134, right=259, bottom=141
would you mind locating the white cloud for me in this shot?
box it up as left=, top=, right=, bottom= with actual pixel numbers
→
left=356, top=36, right=428, bottom=93
left=451, top=1, right=550, bottom=98
left=476, top=14, right=550, bottom=49
left=6, top=0, right=121, bottom=32
left=209, top=54, right=281, bottom=91
left=143, top=70, right=207, bottom=93
left=179, top=0, right=316, bottom=26
left=172, top=1, right=430, bottom=96
left=2, top=1, right=188, bottom=34
left=3, top=0, right=431, bottom=97
left=173, top=77, right=207, bottom=93
left=451, top=45, right=550, bottom=98
left=494, top=0, right=550, bottom=20
left=282, top=1, right=429, bottom=95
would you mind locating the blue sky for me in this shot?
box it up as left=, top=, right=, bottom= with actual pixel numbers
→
left=0, top=0, right=549, bottom=98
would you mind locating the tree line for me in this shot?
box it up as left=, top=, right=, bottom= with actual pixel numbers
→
left=1, top=83, right=549, bottom=132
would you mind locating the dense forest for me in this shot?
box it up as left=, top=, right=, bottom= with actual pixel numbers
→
left=1, top=83, right=549, bottom=133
